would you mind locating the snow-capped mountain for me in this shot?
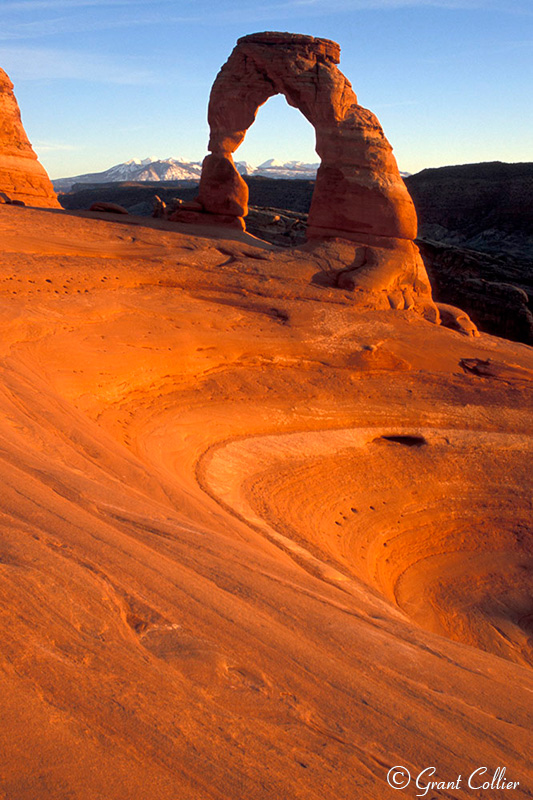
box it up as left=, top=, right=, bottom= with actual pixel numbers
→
left=254, top=159, right=320, bottom=179
left=53, top=156, right=409, bottom=192
left=53, top=157, right=204, bottom=192
left=234, top=161, right=256, bottom=176
left=53, top=156, right=321, bottom=191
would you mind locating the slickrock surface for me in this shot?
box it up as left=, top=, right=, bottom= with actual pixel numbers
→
left=189, top=32, right=434, bottom=314
left=0, top=204, right=532, bottom=799
left=0, top=67, right=60, bottom=208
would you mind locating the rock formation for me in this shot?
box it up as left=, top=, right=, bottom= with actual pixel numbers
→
left=194, top=31, right=417, bottom=242
left=404, top=163, right=533, bottom=344
left=0, top=67, right=60, bottom=207
left=89, top=201, right=129, bottom=215
left=405, top=162, right=533, bottom=261
left=434, top=302, right=480, bottom=337
left=417, top=239, right=533, bottom=345
left=177, top=32, right=437, bottom=319
left=1, top=203, right=532, bottom=798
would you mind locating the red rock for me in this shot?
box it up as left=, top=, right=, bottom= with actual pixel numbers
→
left=0, top=67, right=60, bottom=208
left=195, top=32, right=437, bottom=317
left=176, top=200, right=204, bottom=212
left=1, top=203, right=532, bottom=798
left=197, top=153, right=248, bottom=216
left=304, top=237, right=438, bottom=321
left=436, top=303, right=480, bottom=337
left=459, top=357, right=533, bottom=381
left=201, top=32, right=416, bottom=240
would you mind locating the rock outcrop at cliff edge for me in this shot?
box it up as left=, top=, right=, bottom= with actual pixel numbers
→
left=182, top=32, right=439, bottom=320
left=0, top=68, right=60, bottom=208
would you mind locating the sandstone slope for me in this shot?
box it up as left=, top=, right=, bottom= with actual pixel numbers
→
left=0, top=204, right=532, bottom=798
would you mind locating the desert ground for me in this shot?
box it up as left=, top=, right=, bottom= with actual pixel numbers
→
left=0, top=203, right=532, bottom=799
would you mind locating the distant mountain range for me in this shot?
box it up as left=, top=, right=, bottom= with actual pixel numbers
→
left=54, top=156, right=412, bottom=192
left=52, top=157, right=328, bottom=192
left=52, top=158, right=202, bottom=191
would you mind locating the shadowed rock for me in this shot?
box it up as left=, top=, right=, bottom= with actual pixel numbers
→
left=89, top=201, right=129, bottom=215
left=0, top=67, right=60, bottom=208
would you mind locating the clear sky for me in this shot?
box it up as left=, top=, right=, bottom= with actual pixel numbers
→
left=1, top=0, right=531, bottom=178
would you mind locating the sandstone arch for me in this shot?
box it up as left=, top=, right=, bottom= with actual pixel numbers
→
left=169, top=32, right=442, bottom=320
left=0, top=67, right=60, bottom=208
left=197, top=32, right=417, bottom=244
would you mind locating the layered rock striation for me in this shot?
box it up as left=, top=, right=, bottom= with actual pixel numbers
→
left=0, top=67, right=60, bottom=208
left=179, top=32, right=438, bottom=319
left=0, top=204, right=531, bottom=797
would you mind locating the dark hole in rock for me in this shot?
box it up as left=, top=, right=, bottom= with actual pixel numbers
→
left=380, top=435, right=427, bottom=447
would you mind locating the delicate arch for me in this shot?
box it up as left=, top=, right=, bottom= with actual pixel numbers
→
left=197, top=32, right=417, bottom=244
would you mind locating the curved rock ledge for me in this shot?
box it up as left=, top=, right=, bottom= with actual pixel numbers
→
left=200, top=425, right=533, bottom=667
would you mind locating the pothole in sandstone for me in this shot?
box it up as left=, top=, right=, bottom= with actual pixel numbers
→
left=202, top=427, right=533, bottom=667
left=377, top=434, right=427, bottom=447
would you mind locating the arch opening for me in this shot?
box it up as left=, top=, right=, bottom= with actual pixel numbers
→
left=234, top=94, right=317, bottom=180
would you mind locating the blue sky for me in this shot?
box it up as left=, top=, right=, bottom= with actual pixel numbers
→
left=1, top=0, right=531, bottom=178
